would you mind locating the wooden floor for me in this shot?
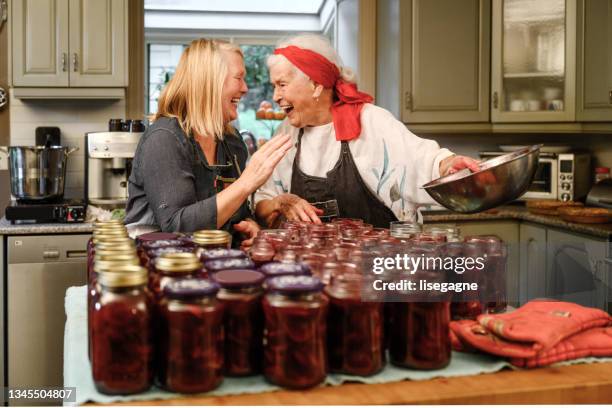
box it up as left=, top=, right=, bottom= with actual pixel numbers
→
left=91, top=362, right=612, bottom=405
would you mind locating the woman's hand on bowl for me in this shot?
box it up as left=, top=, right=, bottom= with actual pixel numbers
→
left=440, top=155, right=481, bottom=176
left=239, top=133, right=293, bottom=192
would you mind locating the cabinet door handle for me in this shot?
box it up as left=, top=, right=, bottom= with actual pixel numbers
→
left=404, top=91, right=412, bottom=111
left=493, top=91, right=499, bottom=109
left=72, top=53, right=78, bottom=72
left=61, top=53, right=67, bottom=72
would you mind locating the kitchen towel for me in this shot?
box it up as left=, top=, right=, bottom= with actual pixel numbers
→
left=64, top=286, right=612, bottom=406
left=477, top=300, right=612, bottom=356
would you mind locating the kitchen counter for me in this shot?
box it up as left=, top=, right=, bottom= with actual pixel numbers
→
left=423, top=205, right=612, bottom=239
left=88, top=361, right=612, bottom=405
left=0, top=217, right=94, bottom=235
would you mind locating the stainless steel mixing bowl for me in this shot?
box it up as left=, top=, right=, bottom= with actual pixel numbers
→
left=422, top=145, right=541, bottom=213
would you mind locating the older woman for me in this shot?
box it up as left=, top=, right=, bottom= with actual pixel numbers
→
left=125, top=39, right=292, bottom=244
left=254, top=34, right=479, bottom=227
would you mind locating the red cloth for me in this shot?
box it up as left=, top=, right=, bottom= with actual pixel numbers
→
left=477, top=301, right=611, bottom=353
left=449, top=301, right=612, bottom=366
left=273, top=46, right=373, bottom=141
left=511, top=327, right=612, bottom=368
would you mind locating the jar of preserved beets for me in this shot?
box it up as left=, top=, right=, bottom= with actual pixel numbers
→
left=92, top=266, right=153, bottom=395
left=263, top=275, right=328, bottom=389
left=214, top=269, right=266, bottom=376
left=151, top=253, right=202, bottom=299
left=325, top=272, right=384, bottom=376
left=387, top=267, right=451, bottom=370
left=157, top=279, right=224, bottom=393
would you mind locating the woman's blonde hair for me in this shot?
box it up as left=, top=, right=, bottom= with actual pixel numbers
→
left=154, top=38, right=243, bottom=139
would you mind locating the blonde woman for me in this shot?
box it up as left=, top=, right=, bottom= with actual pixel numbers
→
left=125, top=39, right=292, bottom=244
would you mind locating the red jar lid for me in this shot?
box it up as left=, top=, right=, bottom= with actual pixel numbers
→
left=259, top=261, right=311, bottom=277
left=266, top=275, right=324, bottom=294
left=163, top=278, right=219, bottom=299
left=213, top=269, right=265, bottom=288
left=200, top=248, right=246, bottom=262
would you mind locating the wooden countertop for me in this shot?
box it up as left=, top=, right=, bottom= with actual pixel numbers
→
left=92, top=362, right=612, bottom=405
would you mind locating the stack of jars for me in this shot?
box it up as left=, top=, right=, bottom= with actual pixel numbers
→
left=89, top=221, right=153, bottom=395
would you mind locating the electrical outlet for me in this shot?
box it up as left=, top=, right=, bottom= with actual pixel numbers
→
left=0, top=149, right=8, bottom=171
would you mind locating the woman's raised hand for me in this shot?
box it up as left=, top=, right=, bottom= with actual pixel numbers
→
left=238, top=133, right=293, bottom=193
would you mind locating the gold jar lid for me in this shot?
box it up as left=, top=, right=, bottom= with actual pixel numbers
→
left=95, top=238, right=135, bottom=249
left=155, top=252, right=202, bottom=273
left=95, top=253, right=139, bottom=263
left=98, top=266, right=148, bottom=287
left=94, top=246, right=137, bottom=257
left=93, top=233, right=129, bottom=243
left=94, top=254, right=140, bottom=272
left=93, top=228, right=127, bottom=236
left=93, top=219, right=124, bottom=227
left=192, top=229, right=231, bottom=246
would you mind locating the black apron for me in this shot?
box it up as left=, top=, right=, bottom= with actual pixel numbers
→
left=290, top=129, right=398, bottom=228
left=190, top=135, right=251, bottom=246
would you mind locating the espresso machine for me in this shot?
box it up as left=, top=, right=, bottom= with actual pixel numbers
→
left=84, top=119, right=145, bottom=209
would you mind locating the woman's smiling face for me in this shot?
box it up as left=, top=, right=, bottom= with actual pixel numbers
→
left=221, top=50, right=248, bottom=123
left=270, top=60, right=320, bottom=128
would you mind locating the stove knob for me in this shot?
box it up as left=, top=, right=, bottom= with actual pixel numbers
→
left=561, top=182, right=571, bottom=190
left=567, top=175, right=573, bottom=181
left=103, top=145, right=109, bottom=151
left=70, top=209, right=79, bottom=220
left=560, top=175, right=566, bottom=181
left=561, top=193, right=570, bottom=201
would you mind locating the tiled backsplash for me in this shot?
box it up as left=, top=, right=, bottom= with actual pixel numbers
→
left=8, top=89, right=126, bottom=200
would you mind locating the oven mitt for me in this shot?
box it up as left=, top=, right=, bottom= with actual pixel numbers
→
left=477, top=300, right=611, bottom=353
left=510, top=326, right=612, bottom=368
left=450, top=319, right=537, bottom=358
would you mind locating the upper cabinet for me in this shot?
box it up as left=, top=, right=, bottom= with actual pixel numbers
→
left=400, top=0, right=491, bottom=123
left=576, top=0, right=612, bottom=121
left=11, top=0, right=128, bottom=89
left=491, top=0, right=576, bottom=122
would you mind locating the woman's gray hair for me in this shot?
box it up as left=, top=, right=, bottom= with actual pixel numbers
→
left=267, top=33, right=357, bottom=84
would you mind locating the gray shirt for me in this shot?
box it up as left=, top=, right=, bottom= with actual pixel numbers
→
left=124, top=116, right=251, bottom=233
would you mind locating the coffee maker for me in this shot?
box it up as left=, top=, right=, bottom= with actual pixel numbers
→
left=84, top=119, right=145, bottom=209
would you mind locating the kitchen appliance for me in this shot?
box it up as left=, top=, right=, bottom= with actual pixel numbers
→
left=586, top=179, right=612, bottom=209
left=0, top=145, right=78, bottom=202
left=85, top=126, right=143, bottom=209
left=479, top=150, right=591, bottom=201
left=4, top=234, right=88, bottom=401
left=423, top=145, right=540, bottom=213
left=5, top=199, right=86, bottom=223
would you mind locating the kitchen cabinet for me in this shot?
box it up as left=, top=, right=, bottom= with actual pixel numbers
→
left=491, top=0, right=577, bottom=122
left=545, top=228, right=608, bottom=310
left=11, top=0, right=128, bottom=88
left=399, top=0, right=491, bottom=123
left=519, top=223, right=547, bottom=303
left=576, top=0, right=612, bottom=121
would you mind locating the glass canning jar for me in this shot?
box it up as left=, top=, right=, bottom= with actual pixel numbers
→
left=214, top=269, right=266, bottom=376
left=151, top=253, right=202, bottom=299
left=249, top=242, right=276, bottom=267
left=92, top=267, right=153, bottom=395
left=190, top=230, right=232, bottom=252
left=387, top=269, right=451, bottom=370
left=325, top=273, right=384, bottom=376
left=204, top=257, right=256, bottom=275
left=263, top=275, right=328, bottom=389
left=88, top=256, right=141, bottom=362
left=157, top=279, right=224, bottom=393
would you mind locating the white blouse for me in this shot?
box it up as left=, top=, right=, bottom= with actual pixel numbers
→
left=253, top=104, right=454, bottom=221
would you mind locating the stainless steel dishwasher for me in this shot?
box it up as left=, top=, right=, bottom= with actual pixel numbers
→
left=6, top=234, right=89, bottom=399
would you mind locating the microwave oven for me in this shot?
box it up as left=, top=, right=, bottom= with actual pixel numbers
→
left=479, top=151, right=591, bottom=201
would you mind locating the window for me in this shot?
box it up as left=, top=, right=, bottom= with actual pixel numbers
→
left=146, top=42, right=277, bottom=140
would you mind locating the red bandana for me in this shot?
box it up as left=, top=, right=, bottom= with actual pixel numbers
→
left=273, top=45, right=374, bottom=141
